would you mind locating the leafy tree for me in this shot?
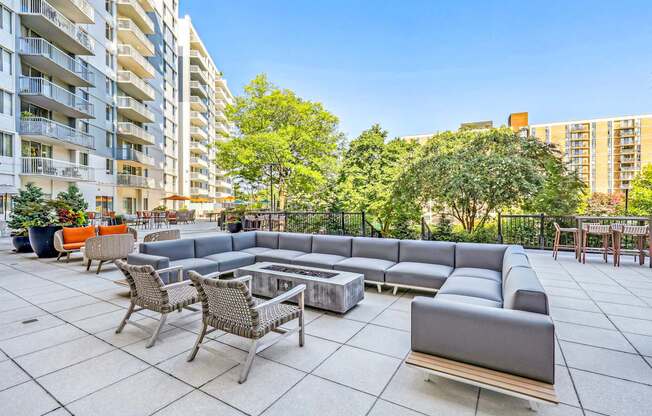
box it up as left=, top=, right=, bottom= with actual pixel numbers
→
left=56, top=184, right=88, bottom=212
left=402, top=128, right=558, bottom=232
left=521, top=158, right=587, bottom=214
left=8, top=183, right=47, bottom=236
left=336, top=124, right=421, bottom=236
left=628, top=165, right=652, bottom=215
left=581, top=192, right=624, bottom=216
left=215, top=74, right=342, bottom=210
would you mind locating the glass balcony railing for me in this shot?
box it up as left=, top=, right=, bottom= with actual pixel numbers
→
left=117, top=18, right=155, bottom=56
left=18, top=77, right=94, bottom=118
left=117, top=173, right=155, bottom=188
left=114, top=147, right=155, bottom=166
left=116, top=70, right=155, bottom=101
left=21, top=156, right=93, bottom=181
left=190, top=81, right=208, bottom=98
left=117, top=96, right=154, bottom=123
left=19, top=117, right=94, bottom=149
left=190, top=141, right=208, bottom=154
left=49, top=0, right=94, bottom=23
left=117, top=122, right=155, bottom=145
left=116, top=0, right=154, bottom=34
left=18, top=37, right=94, bottom=86
left=117, top=44, right=155, bottom=78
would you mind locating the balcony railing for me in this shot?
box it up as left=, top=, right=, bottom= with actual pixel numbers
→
left=617, top=120, right=635, bottom=129
left=18, top=37, right=94, bottom=86
left=190, top=81, right=208, bottom=97
left=117, top=173, right=155, bottom=188
left=190, top=172, right=209, bottom=182
left=18, top=77, right=94, bottom=118
left=49, top=0, right=94, bottom=23
left=570, top=123, right=589, bottom=131
left=190, top=111, right=208, bottom=126
left=19, top=0, right=95, bottom=54
left=117, top=96, right=154, bottom=123
left=190, top=96, right=208, bottom=112
left=620, top=138, right=637, bottom=146
left=190, top=65, right=209, bottom=82
left=116, top=70, right=155, bottom=101
left=190, top=141, right=208, bottom=154
left=190, top=157, right=209, bottom=168
left=114, top=147, right=155, bottom=166
left=190, top=187, right=209, bottom=195
left=116, top=0, right=154, bottom=34
left=20, top=117, right=94, bottom=149
left=190, top=126, right=207, bottom=140
left=117, top=18, right=155, bottom=56
left=117, top=122, right=155, bottom=145
left=21, top=157, right=93, bottom=181
left=117, top=44, right=155, bottom=78
left=189, top=50, right=208, bottom=69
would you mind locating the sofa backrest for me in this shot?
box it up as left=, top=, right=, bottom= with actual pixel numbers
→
left=194, top=235, right=233, bottom=258
left=232, top=232, right=256, bottom=251
left=141, top=238, right=195, bottom=261
left=502, top=246, right=530, bottom=279
left=256, top=231, right=279, bottom=249
left=455, top=243, right=507, bottom=272
left=279, top=233, right=312, bottom=252
left=502, top=267, right=549, bottom=315
left=312, top=235, right=352, bottom=257
left=399, top=240, right=455, bottom=267
left=352, top=237, right=399, bottom=262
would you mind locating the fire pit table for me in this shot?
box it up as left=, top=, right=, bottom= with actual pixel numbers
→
left=235, top=262, right=364, bottom=313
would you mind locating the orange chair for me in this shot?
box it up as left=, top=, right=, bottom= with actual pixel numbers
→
left=53, top=225, right=97, bottom=262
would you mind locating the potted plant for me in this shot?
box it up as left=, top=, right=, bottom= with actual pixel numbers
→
left=7, top=183, right=46, bottom=253
left=226, top=215, right=243, bottom=233
left=152, top=205, right=167, bottom=212
left=25, top=200, right=62, bottom=258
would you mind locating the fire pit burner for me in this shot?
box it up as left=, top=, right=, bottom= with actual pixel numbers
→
left=262, top=264, right=338, bottom=279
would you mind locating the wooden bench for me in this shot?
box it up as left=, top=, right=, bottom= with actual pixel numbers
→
left=406, top=351, right=558, bottom=411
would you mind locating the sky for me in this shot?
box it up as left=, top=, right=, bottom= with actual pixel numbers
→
left=179, top=0, right=652, bottom=139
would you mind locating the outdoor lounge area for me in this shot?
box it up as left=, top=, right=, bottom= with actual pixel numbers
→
left=1, top=222, right=652, bottom=416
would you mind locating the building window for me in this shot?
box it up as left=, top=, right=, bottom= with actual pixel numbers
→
left=0, top=89, right=12, bottom=116
left=0, top=47, right=11, bottom=75
left=96, top=196, right=113, bottom=213
left=105, top=104, right=111, bottom=122
left=106, top=132, right=113, bottom=148
left=0, top=5, right=12, bottom=34
left=0, top=132, right=12, bottom=156
left=80, top=153, right=89, bottom=166
left=105, top=0, right=113, bottom=15
left=105, top=22, right=113, bottom=41
left=105, top=159, right=113, bottom=174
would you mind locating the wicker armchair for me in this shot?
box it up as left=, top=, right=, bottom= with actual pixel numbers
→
left=54, top=226, right=96, bottom=262
left=143, top=229, right=181, bottom=243
left=83, top=231, right=136, bottom=274
left=187, top=271, right=306, bottom=383
left=114, top=259, right=198, bottom=348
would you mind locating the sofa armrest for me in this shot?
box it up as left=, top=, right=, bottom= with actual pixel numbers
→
left=127, top=252, right=170, bottom=270
left=411, top=296, right=555, bottom=384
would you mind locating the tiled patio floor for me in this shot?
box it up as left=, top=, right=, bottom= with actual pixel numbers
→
left=1, top=222, right=652, bottom=415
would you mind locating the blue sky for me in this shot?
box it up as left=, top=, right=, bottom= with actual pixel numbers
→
left=180, top=0, right=652, bottom=139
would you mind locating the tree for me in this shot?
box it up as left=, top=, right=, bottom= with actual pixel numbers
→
left=629, top=165, right=652, bottom=215
left=581, top=192, right=624, bottom=216
left=215, top=74, right=342, bottom=210
left=402, top=128, right=559, bottom=232
left=521, top=157, right=587, bottom=215
left=8, top=183, right=46, bottom=236
left=56, top=184, right=88, bottom=212
left=336, top=124, right=421, bottom=236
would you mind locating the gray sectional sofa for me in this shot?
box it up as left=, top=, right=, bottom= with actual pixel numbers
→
left=128, top=230, right=553, bottom=384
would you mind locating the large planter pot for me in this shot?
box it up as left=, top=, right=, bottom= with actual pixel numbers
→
left=11, top=235, right=33, bottom=253
left=227, top=222, right=243, bottom=233
left=28, top=225, right=62, bottom=258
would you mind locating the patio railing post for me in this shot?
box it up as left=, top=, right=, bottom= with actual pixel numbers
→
left=539, top=213, right=545, bottom=249
left=361, top=212, right=366, bottom=237
left=497, top=212, right=503, bottom=244
left=268, top=213, right=272, bottom=231
left=421, top=217, right=426, bottom=240
left=340, top=212, right=345, bottom=235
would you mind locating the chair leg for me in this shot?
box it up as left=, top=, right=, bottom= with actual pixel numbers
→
left=66, top=252, right=71, bottom=263
left=146, top=313, right=167, bottom=348
left=552, top=231, right=559, bottom=259
left=116, top=301, right=135, bottom=334
left=96, top=260, right=104, bottom=274
left=57, top=252, right=63, bottom=261
left=187, top=322, right=208, bottom=362
left=239, top=339, right=258, bottom=384
left=376, top=283, right=382, bottom=293
left=392, top=286, right=398, bottom=296
left=299, top=311, right=305, bottom=347
left=86, top=259, right=92, bottom=271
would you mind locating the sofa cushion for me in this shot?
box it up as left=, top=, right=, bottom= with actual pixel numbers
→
left=279, top=233, right=312, bottom=252
left=385, top=262, right=452, bottom=289
left=334, top=257, right=395, bottom=282
left=399, top=240, right=455, bottom=267
left=98, top=224, right=127, bottom=235
left=455, top=243, right=507, bottom=271
left=140, top=239, right=195, bottom=261
left=257, top=249, right=306, bottom=263
left=503, top=267, right=549, bottom=315
left=449, top=267, right=502, bottom=282
left=232, top=232, right=256, bottom=251
left=194, top=235, right=233, bottom=258
left=169, top=258, right=218, bottom=281
left=63, top=225, right=95, bottom=244
left=292, top=253, right=346, bottom=269
left=502, top=246, right=530, bottom=281
left=352, top=237, right=399, bottom=262
left=240, top=247, right=273, bottom=256
left=434, top=294, right=501, bottom=308
left=256, top=231, right=279, bottom=249
left=312, top=235, right=352, bottom=257
left=63, top=242, right=85, bottom=250
left=203, top=251, right=255, bottom=272
left=438, top=276, right=503, bottom=304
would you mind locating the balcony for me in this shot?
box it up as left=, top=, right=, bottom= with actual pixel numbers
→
left=190, top=96, right=208, bottom=112
left=18, top=38, right=94, bottom=87
left=616, top=120, right=635, bottom=129
left=117, top=122, right=155, bottom=146
left=21, top=157, right=93, bottom=181
left=20, top=117, right=94, bottom=150
left=190, top=65, right=209, bottom=84
left=190, top=141, right=208, bottom=154
left=47, top=0, right=93, bottom=23
left=190, top=187, right=209, bottom=196
left=215, top=122, right=229, bottom=135
left=190, top=81, right=208, bottom=98
left=114, top=147, right=155, bottom=166
left=139, top=0, right=154, bottom=12
left=190, top=157, right=209, bottom=168
left=620, top=165, right=639, bottom=173
left=117, top=96, right=154, bottom=123
left=569, top=123, right=589, bottom=132
left=215, top=111, right=228, bottom=122
left=116, top=0, right=154, bottom=34
left=19, top=0, right=94, bottom=55
left=617, top=129, right=635, bottom=137
left=117, top=18, right=155, bottom=57
left=117, top=173, right=155, bottom=188
left=18, top=77, right=94, bottom=119
left=190, top=111, right=208, bottom=127
left=117, top=71, right=155, bottom=101
left=190, top=126, right=207, bottom=140
left=117, top=44, right=155, bottom=79
left=190, top=172, right=209, bottom=182
left=189, top=50, right=208, bottom=70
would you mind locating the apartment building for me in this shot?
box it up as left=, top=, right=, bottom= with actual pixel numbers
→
left=177, top=15, right=232, bottom=214
left=509, top=112, right=652, bottom=194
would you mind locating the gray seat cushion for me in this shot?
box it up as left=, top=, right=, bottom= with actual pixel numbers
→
left=438, top=276, right=503, bottom=304
left=256, top=231, right=279, bottom=249
left=140, top=239, right=194, bottom=261
left=503, top=246, right=530, bottom=281
left=168, top=258, right=218, bottom=282
left=352, top=237, right=399, bottom=262
left=278, top=233, right=312, bottom=253
left=312, top=235, right=352, bottom=257
left=385, top=262, right=452, bottom=289
left=449, top=267, right=502, bottom=282
left=257, top=249, right=307, bottom=263
left=203, top=251, right=255, bottom=272
left=232, top=232, right=256, bottom=251
left=240, top=247, right=273, bottom=255
left=455, top=243, right=507, bottom=272
left=292, top=253, right=346, bottom=269
left=399, top=240, right=455, bottom=267
left=434, top=294, right=501, bottom=308
left=194, top=235, right=232, bottom=258
left=334, top=257, right=395, bottom=282
left=503, top=267, right=549, bottom=315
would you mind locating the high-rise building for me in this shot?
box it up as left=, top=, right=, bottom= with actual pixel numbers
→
left=510, top=112, right=652, bottom=194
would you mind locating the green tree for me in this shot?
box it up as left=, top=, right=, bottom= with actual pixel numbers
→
left=581, top=192, right=624, bottom=216
left=215, top=74, right=342, bottom=210
left=336, top=124, right=421, bottom=236
left=402, top=128, right=558, bottom=232
left=521, top=158, right=587, bottom=214
left=8, top=183, right=47, bottom=235
left=56, top=184, right=88, bottom=212
left=629, top=165, right=652, bottom=215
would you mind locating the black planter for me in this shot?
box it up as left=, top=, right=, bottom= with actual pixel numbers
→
left=227, top=222, right=243, bottom=233
left=28, top=225, right=62, bottom=258
left=11, top=235, right=33, bottom=253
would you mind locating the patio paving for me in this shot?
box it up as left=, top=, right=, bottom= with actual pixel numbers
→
left=0, top=221, right=651, bottom=415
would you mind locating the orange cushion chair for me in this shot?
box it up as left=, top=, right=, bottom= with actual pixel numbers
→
left=54, top=225, right=96, bottom=262
left=98, top=224, right=128, bottom=235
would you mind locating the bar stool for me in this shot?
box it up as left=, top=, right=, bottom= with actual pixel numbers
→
left=613, top=224, right=648, bottom=267
left=581, top=224, right=616, bottom=264
left=552, top=223, right=579, bottom=260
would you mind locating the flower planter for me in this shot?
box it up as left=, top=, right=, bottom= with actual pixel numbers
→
left=227, top=222, right=243, bottom=233
left=28, top=225, right=62, bottom=258
left=11, top=235, right=33, bottom=253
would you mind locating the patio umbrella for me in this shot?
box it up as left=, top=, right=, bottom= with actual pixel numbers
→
left=162, top=195, right=191, bottom=201
left=190, top=197, right=213, bottom=203
left=216, top=195, right=236, bottom=202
